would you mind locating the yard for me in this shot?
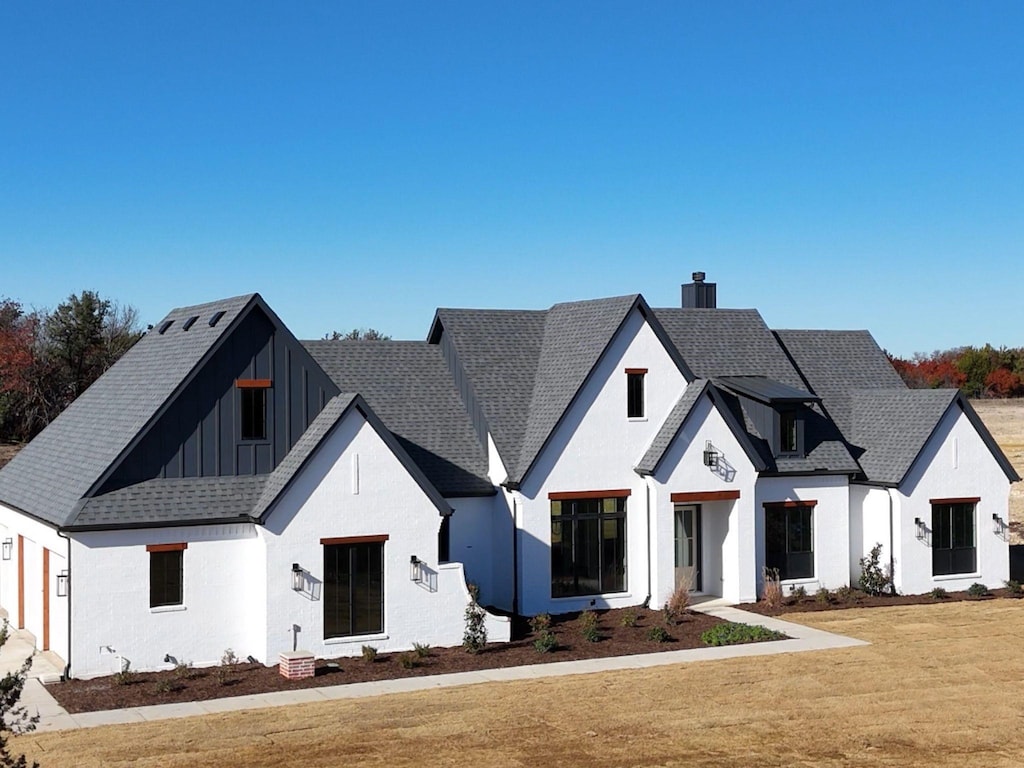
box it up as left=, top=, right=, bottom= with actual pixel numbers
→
left=16, top=599, right=1024, bottom=767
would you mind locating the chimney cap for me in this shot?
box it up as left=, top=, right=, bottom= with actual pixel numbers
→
left=692, top=271, right=705, bottom=283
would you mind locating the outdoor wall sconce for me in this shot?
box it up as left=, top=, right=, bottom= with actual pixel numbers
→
left=410, top=555, right=422, bottom=583
left=56, top=570, right=69, bottom=597
left=291, top=563, right=303, bottom=591
left=703, top=440, right=720, bottom=469
left=914, top=517, right=927, bottom=541
left=993, top=513, right=1005, bottom=535
left=1, top=539, right=11, bottom=561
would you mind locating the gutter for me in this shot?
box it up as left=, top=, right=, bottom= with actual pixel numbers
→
left=644, top=480, right=652, bottom=608
left=511, top=495, right=519, bottom=616
left=887, top=488, right=897, bottom=596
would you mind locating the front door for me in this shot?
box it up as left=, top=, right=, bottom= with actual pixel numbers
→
left=674, top=504, right=702, bottom=592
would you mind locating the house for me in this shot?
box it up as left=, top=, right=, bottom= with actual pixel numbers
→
left=0, top=275, right=1016, bottom=678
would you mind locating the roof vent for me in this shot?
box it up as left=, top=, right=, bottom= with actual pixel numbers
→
left=182, top=315, right=198, bottom=331
left=209, top=310, right=226, bottom=327
left=682, top=271, right=717, bottom=309
left=157, top=320, right=174, bottom=335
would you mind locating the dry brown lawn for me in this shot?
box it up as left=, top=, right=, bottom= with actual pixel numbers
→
left=971, top=399, right=1024, bottom=540
left=17, top=600, right=1024, bottom=768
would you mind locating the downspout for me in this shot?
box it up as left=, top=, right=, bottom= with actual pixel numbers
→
left=56, top=528, right=71, bottom=681
left=510, top=495, right=519, bottom=616
left=887, top=488, right=896, bottom=596
left=644, top=480, right=652, bottom=608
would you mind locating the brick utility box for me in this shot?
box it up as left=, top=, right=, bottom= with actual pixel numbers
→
left=279, top=650, right=315, bottom=680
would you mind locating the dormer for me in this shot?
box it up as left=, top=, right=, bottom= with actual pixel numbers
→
left=715, top=376, right=819, bottom=459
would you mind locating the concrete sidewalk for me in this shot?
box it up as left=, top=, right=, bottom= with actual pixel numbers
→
left=6, top=605, right=867, bottom=733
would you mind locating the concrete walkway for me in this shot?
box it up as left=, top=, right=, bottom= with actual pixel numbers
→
left=4, top=604, right=867, bottom=733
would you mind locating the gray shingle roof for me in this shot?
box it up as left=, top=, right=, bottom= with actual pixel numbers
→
left=846, top=389, right=958, bottom=485
left=0, top=294, right=257, bottom=527
left=70, top=475, right=267, bottom=529
left=302, top=341, right=493, bottom=497
left=654, top=309, right=806, bottom=389
left=636, top=380, right=709, bottom=475
left=430, top=308, right=547, bottom=480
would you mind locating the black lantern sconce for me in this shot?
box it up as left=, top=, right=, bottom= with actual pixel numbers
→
left=703, top=440, right=719, bottom=469
left=56, top=570, right=69, bottom=597
left=291, top=563, right=303, bottom=591
left=1, top=539, right=11, bottom=561
left=410, top=555, right=422, bottom=583
left=914, top=517, right=927, bottom=541
left=993, top=513, right=1006, bottom=536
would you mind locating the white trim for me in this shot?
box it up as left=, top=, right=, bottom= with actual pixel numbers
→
left=324, top=633, right=389, bottom=646
left=150, top=605, right=187, bottom=614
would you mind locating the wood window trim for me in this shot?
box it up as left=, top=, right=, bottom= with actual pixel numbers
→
left=236, top=378, right=272, bottom=389
left=548, top=489, right=632, bottom=501
left=146, top=543, right=188, bottom=553
left=671, top=490, right=741, bottom=503
left=930, top=496, right=980, bottom=505
left=624, top=368, right=648, bottom=375
left=320, top=534, right=390, bottom=546
left=762, top=500, right=818, bottom=509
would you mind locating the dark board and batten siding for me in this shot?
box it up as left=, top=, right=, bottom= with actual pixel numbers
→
left=99, top=307, right=339, bottom=493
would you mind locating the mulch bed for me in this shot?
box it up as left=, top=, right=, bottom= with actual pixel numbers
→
left=48, top=605, right=784, bottom=714
left=740, top=585, right=1024, bottom=616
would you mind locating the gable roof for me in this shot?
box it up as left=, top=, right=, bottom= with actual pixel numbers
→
left=432, top=295, right=690, bottom=486
left=301, top=341, right=493, bottom=497
left=636, top=379, right=710, bottom=475
left=0, top=294, right=259, bottom=527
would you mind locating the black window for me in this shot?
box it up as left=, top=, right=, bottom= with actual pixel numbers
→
left=779, top=409, right=798, bottom=454
left=324, top=542, right=384, bottom=638
left=551, top=496, right=627, bottom=597
left=438, top=516, right=451, bottom=563
left=764, top=504, right=814, bottom=580
left=932, top=503, right=976, bottom=576
left=626, top=371, right=645, bottom=418
left=240, top=387, right=267, bottom=440
left=150, top=548, right=184, bottom=608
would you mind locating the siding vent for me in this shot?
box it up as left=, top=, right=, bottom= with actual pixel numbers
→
left=209, top=310, right=226, bottom=327
left=157, top=320, right=174, bottom=335
left=182, top=315, right=199, bottom=331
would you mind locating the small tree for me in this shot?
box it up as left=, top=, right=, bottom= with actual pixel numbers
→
left=462, top=600, right=487, bottom=654
left=858, top=543, right=894, bottom=596
left=322, top=328, right=392, bottom=341
left=0, top=619, right=39, bottom=767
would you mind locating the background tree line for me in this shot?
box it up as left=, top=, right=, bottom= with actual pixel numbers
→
left=888, top=345, right=1024, bottom=397
left=0, top=292, right=144, bottom=443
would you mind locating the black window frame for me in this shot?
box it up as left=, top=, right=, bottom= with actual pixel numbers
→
left=149, top=548, right=184, bottom=608
left=324, top=540, right=385, bottom=639
left=764, top=503, right=814, bottom=580
left=551, top=495, right=627, bottom=598
left=240, top=387, right=268, bottom=441
left=626, top=370, right=645, bottom=419
left=778, top=408, right=799, bottom=455
left=932, top=502, right=976, bottom=576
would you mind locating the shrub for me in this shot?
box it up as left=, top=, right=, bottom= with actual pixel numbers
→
left=361, top=645, right=379, bottom=663
left=619, top=610, right=638, bottom=628
left=0, top=619, right=9, bottom=650
left=155, top=678, right=179, bottom=694
left=789, top=585, right=807, bottom=601
left=663, top=583, right=691, bottom=625
left=0, top=655, right=39, bottom=767
left=814, top=587, right=832, bottom=604
left=701, top=622, right=785, bottom=646
left=1005, top=579, right=1024, bottom=596
left=858, top=543, right=894, bottom=596
left=833, top=585, right=856, bottom=603
left=221, top=648, right=239, bottom=666
left=173, top=661, right=197, bottom=680
left=114, top=658, right=134, bottom=686
left=412, top=642, right=432, bottom=658
left=463, top=602, right=488, bottom=654
left=646, top=625, right=670, bottom=643
left=930, top=586, right=949, bottom=600
left=577, top=610, right=600, bottom=642
left=761, top=567, right=783, bottom=611
left=967, top=582, right=990, bottom=597
left=528, top=613, right=552, bottom=633
left=533, top=629, right=558, bottom=653
left=398, top=653, right=419, bottom=670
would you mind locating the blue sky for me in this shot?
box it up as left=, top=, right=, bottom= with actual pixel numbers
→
left=1, top=2, right=1021, bottom=356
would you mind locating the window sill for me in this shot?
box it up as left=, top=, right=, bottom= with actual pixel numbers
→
left=324, top=633, right=389, bottom=646
left=627, top=417, right=648, bottom=423
left=780, top=577, right=817, bottom=586
left=150, top=604, right=186, bottom=614
left=551, top=592, right=631, bottom=602
left=933, top=572, right=982, bottom=582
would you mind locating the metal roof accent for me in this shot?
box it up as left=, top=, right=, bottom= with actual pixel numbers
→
left=715, top=375, right=820, bottom=404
